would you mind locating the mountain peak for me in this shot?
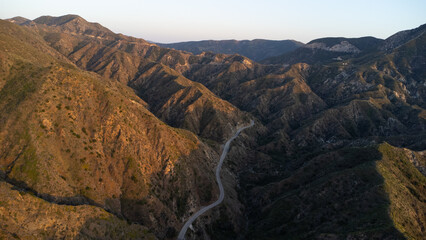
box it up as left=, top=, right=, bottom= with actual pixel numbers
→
left=6, top=16, right=31, bottom=24
left=31, top=14, right=114, bottom=38
left=33, top=14, right=85, bottom=26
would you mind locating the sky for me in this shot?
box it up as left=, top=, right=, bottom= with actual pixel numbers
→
left=1, top=0, right=425, bottom=43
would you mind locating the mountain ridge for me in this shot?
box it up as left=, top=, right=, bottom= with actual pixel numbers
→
left=0, top=19, right=227, bottom=238
left=262, top=23, right=426, bottom=65
left=157, top=39, right=304, bottom=62
left=2, top=15, right=425, bottom=239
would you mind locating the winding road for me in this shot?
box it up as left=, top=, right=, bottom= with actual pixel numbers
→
left=177, top=120, right=254, bottom=240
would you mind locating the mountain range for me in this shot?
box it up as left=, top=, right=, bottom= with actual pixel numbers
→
left=157, top=39, right=303, bottom=62
left=1, top=14, right=425, bottom=239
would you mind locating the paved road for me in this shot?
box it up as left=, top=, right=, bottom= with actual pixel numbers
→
left=177, top=120, right=254, bottom=240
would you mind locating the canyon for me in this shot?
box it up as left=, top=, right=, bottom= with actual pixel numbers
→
left=0, top=15, right=425, bottom=239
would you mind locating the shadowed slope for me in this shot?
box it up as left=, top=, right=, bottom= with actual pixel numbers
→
left=247, top=143, right=425, bottom=239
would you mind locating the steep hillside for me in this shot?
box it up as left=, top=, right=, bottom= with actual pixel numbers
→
left=158, top=39, right=303, bottom=62
left=186, top=63, right=328, bottom=154
left=128, top=62, right=251, bottom=141
left=0, top=20, right=226, bottom=239
left=291, top=31, right=426, bottom=150
left=18, top=15, right=254, bottom=142
left=27, top=14, right=425, bottom=166
left=0, top=181, right=156, bottom=239
left=246, top=143, right=425, bottom=239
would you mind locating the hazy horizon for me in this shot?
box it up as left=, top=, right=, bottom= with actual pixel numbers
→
left=1, top=0, right=425, bottom=44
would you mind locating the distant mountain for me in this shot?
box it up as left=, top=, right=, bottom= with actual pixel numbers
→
left=158, top=39, right=304, bottom=62
left=6, top=16, right=31, bottom=25
left=18, top=15, right=254, bottom=142
left=381, top=23, right=426, bottom=51
left=308, top=36, right=384, bottom=52
left=262, top=36, right=384, bottom=65
left=262, top=24, right=426, bottom=65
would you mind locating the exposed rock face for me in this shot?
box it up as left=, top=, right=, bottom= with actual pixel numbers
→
left=33, top=15, right=116, bottom=39
left=6, top=16, right=32, bottom=25
left=2, top=15, right=426, bottom=240
left=306, top=41, right=361, bottom=53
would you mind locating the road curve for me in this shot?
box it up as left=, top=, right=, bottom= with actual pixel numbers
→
left=177, top=120, right=254, bottom=240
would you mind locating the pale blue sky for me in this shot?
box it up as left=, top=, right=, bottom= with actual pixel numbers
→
left=1, top=0, right=425, bottom=43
